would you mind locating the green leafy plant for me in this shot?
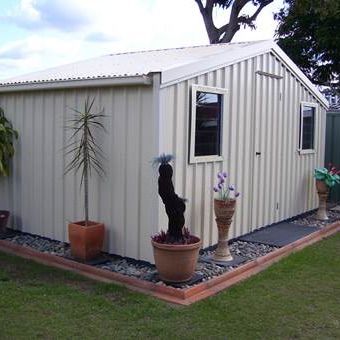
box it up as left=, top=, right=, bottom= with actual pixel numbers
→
left=314, top=165, right=340, bottom=188
left=0, top=108, right=18, bottom=177
left=64, top=97, right=106, bottom=226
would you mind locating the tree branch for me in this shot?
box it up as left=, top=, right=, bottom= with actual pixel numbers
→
left=219, top=0, right=248, bottom=43
left=219, top=0, right=273, bottom=43
left=194, top=0, right=220, bottom=43
left=195, top=0, right=274, bottom=44
left=238, top=0, right=274, bottom=27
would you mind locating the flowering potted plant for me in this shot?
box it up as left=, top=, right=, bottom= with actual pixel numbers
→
left=64, top=97, right=106, bottom=261
left=151, top=154, right=201, bottom=283
left=213, top=171, right=240, bottom=261
left=314, top=165, right=340, bottom=220
left=0, top=107, right=18, bottom=233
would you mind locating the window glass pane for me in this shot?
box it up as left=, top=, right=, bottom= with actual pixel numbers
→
left=194, top=91, right=222, bottom=157
left=301, top=105, right=315, bottom=149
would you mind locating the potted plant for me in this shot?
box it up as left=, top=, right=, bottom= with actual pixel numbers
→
left=0, top=107, right=18, bottom=233
left=151, top=154, right=201, bottom=283
left=314, top=165, right=340, bottom=220
left=212, top=172, right=240, bottom=262
left=64, top=97, right=106, bottom=261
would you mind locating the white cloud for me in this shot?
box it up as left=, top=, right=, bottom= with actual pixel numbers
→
left=0, top=0, right=283, bottom=79
left=5, top=0, right=91, bottom=31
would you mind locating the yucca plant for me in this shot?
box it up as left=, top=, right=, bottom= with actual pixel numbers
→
left=0, top=108, right=18, bottom=177
left=64, top=97, right=106, bottom=227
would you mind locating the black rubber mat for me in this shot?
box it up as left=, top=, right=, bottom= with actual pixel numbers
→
left=0, top=228, right=17, bottom=240
left=200, top=254, right=247, bottom=267
left=238, top=222, right=320, bottom=247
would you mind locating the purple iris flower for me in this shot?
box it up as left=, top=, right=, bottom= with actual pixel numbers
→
left=217, top=172, right=224, bottom=180
left=228, top=185, right=235, bottom=191
left=222, top=171, right=228, bottom=178
left=213, top=186, right=219, bottom=192
left=235, top=192, right=240, bottom=198
left=218, top=182, right=223, bottom=189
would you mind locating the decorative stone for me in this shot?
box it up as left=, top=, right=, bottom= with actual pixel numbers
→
left=1, top=209, right=336, bottom=288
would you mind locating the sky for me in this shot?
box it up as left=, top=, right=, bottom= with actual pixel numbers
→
left=0, top=0, right=284, bottom=80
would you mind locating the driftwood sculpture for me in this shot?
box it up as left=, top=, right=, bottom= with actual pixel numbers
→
left=154, top=154, right=186, bottom=243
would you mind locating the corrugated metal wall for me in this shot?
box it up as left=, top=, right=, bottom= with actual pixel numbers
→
left=159, top=52, right=326, bottom=248
left=325, top=111, right=340, bottom=203
left=0, top=86, right=159, bottom=262
left=0, top=52, right=327, bottom=261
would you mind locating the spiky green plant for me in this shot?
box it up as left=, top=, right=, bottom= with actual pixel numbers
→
left=64, top=97, right=106, bottom=226
left=0, top=108, right=18, bottom=177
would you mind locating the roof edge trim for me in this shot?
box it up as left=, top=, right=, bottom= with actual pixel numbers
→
left=0, top=75, right=152, bottom=93
left=159, top=40, right=328, bottom=108
left=270, top=45, right=328, bottom=108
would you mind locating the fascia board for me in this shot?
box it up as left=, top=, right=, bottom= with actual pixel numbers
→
left=0, top=75, right=152, bottom=93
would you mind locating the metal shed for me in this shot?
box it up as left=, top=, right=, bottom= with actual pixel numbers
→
left=0, top=40, right=328, bottom=262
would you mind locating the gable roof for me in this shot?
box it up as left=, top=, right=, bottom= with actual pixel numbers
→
left=0, top=40, right=328, bottom=107
left=0, top=41, right=259, bottom=85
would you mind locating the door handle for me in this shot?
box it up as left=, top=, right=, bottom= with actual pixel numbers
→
left=256, top=152, right=261, bottom=156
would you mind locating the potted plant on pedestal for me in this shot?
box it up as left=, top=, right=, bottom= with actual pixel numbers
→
left=65, top=97, right=106, bottom=261
left=212, top=171, right=240, bottom=262
left=0, top=108, right=18, bottom=233
left=314, top=165, right=340, bottom=220
left=151, top=154, right=201, bottom=283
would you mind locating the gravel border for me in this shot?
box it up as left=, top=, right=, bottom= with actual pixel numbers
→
left=1, top=208, right=339, bottom=288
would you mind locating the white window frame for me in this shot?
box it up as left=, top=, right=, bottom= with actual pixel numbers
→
left=189, top=84, right=227, bottom=164
left=298, top=101, right=318, bottom=154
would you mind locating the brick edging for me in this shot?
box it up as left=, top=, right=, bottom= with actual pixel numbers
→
left=0, top=221, right=339, bottom=305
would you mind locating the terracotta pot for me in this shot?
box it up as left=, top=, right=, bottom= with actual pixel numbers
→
left=213, top=199, right=236, bottom=262
left=68, top=221, right=105, bottom=261
left=151, top=237, right=201, bottom=283
left=315, top=180, right=329, bottom=220
left=0, top=210, right=10, bottom=233
left=316, top=180, right=329, bottom=194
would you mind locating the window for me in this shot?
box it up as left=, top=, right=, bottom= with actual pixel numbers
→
left=189, top=85, right=227, bottom=163
left=299, top=102, right=317, bottom=152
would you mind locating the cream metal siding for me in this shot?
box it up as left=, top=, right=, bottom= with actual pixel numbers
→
left=0, top=86, right=159, bottom=262
left=0, top=49, right=327, bottom=262
left=158, top=52, right=326, bottom=249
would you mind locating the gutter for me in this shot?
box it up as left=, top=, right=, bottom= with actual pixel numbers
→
left=0, top=75, right=153, bottom=93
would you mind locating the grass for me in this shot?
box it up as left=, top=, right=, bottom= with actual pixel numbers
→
left=0, top=234, right=339, bottom=340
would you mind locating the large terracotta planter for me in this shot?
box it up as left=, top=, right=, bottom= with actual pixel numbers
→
left=0, top=210, right=10, bottom=233
left=68, top=221, right=105, bottom=261
left=213, top=199, right=236, bottom=261
left=315, top=180, right=329, bottom=220
left=152, top=237, right=201, bottom=283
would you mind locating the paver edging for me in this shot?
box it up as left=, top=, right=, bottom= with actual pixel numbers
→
left=0, top=220, right=339, bottom=305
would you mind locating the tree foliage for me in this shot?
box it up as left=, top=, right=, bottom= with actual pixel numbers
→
left=195, top=0, right=273, bottom=44
left=275, top=0, right=340, bottom=87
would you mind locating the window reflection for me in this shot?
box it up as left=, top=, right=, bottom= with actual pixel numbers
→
left=194, top=91, right=222, bottom=157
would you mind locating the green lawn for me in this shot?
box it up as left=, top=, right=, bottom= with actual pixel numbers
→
left=0, top=234, right=339, bottom=340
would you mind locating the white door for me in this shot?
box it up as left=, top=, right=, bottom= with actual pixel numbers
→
left=251, top=72, right=283, bottom=230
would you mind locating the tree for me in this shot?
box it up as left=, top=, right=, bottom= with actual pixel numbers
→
left=275, top=0, right=340, bottom=88
left=194, top=0, right=273, bottom=44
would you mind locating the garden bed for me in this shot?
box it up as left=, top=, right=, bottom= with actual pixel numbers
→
left=0, top=209, right=339, bottom=305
